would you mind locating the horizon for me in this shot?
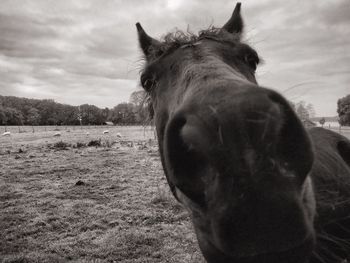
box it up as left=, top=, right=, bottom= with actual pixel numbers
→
left=0, top=0, right=349, bottom=116
left=0, top=93, right=342, bottom=118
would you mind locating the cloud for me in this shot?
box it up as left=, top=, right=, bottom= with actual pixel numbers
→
left=0, top=0, right=349, bottom=116
left=240, top=0, right=350, bottom=116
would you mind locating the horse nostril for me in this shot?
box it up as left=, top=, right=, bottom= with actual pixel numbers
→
left=180, top=120, right=211, bottom=155
left=164, top=114, right=209, bottom=205
left=267, top=91, right=314, bottom=182
left=181, top=124, right=199, bottom=151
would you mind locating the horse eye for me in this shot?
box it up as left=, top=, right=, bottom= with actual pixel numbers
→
left=244, top=54, right=259, bottom=71
left=141, top=73, right=156, bottom=92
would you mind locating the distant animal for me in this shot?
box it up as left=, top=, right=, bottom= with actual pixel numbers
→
left=2, top=131, right=11, bottom=136
left=136, top=3, right=350, bottom=263
left=116, top=132, right=122, bottom=138
left=103, top=130, right=109, bottom=134
left=53, top=132, right=61, bottom=137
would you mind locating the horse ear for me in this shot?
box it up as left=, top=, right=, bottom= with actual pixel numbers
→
left=136, top=22, right=161, bottom=57
left=222, top=2, right=243, bottom=34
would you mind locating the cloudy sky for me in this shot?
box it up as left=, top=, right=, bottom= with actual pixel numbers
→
left=0, top=0, right=349, bottom=116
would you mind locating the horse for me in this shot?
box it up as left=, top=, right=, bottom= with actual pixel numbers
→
left=136, top=3, right=350, bottom=262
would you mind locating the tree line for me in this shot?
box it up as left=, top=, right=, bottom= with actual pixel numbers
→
left=291, top=96, right=350, bottom=127
left=1, top=92, right=349, bottom=126
left=0, top=91, right=149, bottom=126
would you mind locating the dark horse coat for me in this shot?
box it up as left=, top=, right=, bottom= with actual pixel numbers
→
left=309, top=127, right=350, bottom=262
left=136, top=3, right=350, bottom=263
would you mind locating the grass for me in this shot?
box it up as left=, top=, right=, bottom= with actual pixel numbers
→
left=0, top=126, right=205, bottom=263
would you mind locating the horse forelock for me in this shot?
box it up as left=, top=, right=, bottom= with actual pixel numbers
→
left=146, top=27, right=241, bottom=61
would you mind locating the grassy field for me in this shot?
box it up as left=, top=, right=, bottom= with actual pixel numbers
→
left=0, top=126, right=205, bottom=263
left=1, top=125, right=349, bottom=263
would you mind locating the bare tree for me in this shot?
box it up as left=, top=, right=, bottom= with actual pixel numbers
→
left=306, top=103, right=316, bottom=118
left=295, top=101, right=310, bottom=121
left=319, top=117, right=325, bottom=127
left=129, top=90, right=147, bottom=107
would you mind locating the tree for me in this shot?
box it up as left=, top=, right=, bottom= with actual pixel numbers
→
left=306, top=103, right=316, bottom=118
left=102, top=108, right=110, bottom=123
left=0, top=105, right=7, bottom=125
left=27, top=108, right=40, bottom=127
left=129, top=90, right=147, bottom=107
left=319, top=117, right=325, bottom=127
left=109, top=103, right=136, bottom=124
left=78, top=104, right=104, bottom=125
left=3, top=107, right=24, bottom=125
left=338, top=95, right=350, bottom=126
left=59, top=105, right=80, bottom=125
left=36, top=99, right=57, bottom=125
left=295, top=101, right=310, bottom=121
left=129, top=90, right=151, bottom=124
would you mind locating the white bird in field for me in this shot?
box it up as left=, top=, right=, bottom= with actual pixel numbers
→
left=103, top=130, right=109, bottom=134
left=53, top=132, right=61, bottom=137
left=2, top=131, right=11, bottom=136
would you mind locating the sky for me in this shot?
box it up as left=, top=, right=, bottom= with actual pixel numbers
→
left=0, top=0, right=349, bottom=116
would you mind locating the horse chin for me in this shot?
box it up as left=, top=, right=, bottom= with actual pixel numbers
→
left=176, top=184, right=315, bottom=262
left=195, top=228, right=315, bottom=263
left=174, top=169, right=316, bottom=262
